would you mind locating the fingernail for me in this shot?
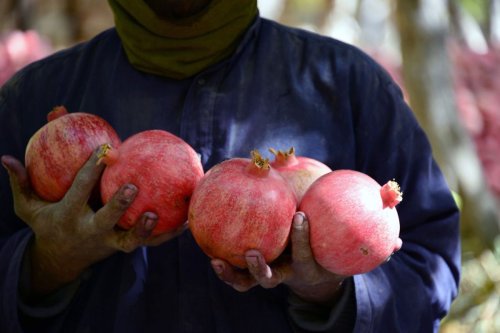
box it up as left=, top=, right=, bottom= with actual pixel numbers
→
left=1, top=156, right=11, bottom=171
left=293, top=213, right=305, bottom=230
left=212, top=262, right=224, bottom=274
left=144, top=216, right=157, bottom=231
left=122, top=184, right=137, bottom=198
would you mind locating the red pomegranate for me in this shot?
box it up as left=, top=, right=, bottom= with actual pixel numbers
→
left=269, top=147, right=332, bottom=202
left=188, top=150, right=297, bottom=268
left=299, top=169, right=403, bottom=276
left=25, top=106, right=121, bottom=201
left=99, top=130, right=204, bottom=236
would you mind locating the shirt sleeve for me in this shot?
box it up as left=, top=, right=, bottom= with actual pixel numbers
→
left=0, top=228, right=87, bottom=333
left=17, top=236, right=84, bottom=319
left=283, top=49, right=460, bottom=333
left=345, top=59, right=461, bottom=332
left=288, top=277, right=356, bottom=332
left=0, top=74, right=81, bottom=333
left=0, top=229, right=33, bottom=332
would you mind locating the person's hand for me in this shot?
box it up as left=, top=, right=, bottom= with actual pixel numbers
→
left=1, top=147, right=187, bottom=296
left=210, top=212, right=346, bottom=305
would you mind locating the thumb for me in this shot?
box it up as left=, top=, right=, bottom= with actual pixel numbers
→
left=1, top=155, right=46, bottom=224
left=290, top=211, right=315, bottom=265
left=1, top=155, right=32, bottom=199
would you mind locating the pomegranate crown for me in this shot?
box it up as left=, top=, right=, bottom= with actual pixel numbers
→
left=96, top=143, right=119, bottom=166
left=269, top=146, right=295, bottom=159
left=269, top=147, right=299, bottom=167
left=250, top=149, right=270, bottom=170
left=380, top=180, right=403, bottom=209
left=47, top=105, right=69, bottom=122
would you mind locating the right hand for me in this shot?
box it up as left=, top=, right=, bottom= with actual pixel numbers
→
left=1, top=146, right=187, bottom=296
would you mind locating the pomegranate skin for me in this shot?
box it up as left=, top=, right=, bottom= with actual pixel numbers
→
left=269, top=147, right=332, bottom=202
left=188, top=152, right=297, bottom=268
left=299, top=169, right=402, bottom=276
left=25, top=106, right=121, bottom=201
left=100, top=130, right=204, bottom=237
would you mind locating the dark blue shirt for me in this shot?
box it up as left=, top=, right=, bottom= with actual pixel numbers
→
left=0, top=16, right=460, bottom=333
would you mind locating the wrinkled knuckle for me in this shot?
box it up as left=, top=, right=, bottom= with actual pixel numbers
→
left=120, top=242, right=138, bottom=253
left=292, top=236, right=310, bottom=249
left=124, top=240, right=141, bottom=253
left=116, top=238, right=141, bottom=253
left=119, top=244, right=137, bottom=253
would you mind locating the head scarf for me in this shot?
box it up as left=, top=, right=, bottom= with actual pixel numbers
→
left=108, top=0, right=258, bottom=79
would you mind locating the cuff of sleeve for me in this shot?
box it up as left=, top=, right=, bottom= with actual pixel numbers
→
left=17, top=237, right=89, bottom=319
left=288, top=277, right=356, bottom=332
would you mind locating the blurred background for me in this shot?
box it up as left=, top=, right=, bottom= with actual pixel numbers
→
left=1, top=0, right=499, bottom=331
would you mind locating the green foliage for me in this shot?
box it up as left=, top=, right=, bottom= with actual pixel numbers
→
left=460, top=0, right=489, bottom=23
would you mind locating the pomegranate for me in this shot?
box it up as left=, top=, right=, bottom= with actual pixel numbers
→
left=99, top=130, right=204, bottom=236
left=269, top=147, right=332, bottom=202
left=25, top=106, right=121, bottom=201
left=188, top=150, right=297, bottom=268
left=0, top=30, right=52, bottom=86
left=299, top=169, right=403, bottom=276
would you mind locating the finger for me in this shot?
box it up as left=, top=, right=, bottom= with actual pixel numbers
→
left=245, top=250, right=284, bottom=289
left=384, top=238, right=403, bottom=263
left=107, top=212, right=158, bottom=253
left=1, top=155, right=47, bottom=222
left=132, top=212, right=159, bottom=239
left=210, top=259, right=257, bottom=292
left=62, top=146, right=107, bottom=209
left=290, top=212, right=316, bottom=267
left=93, top=184, right=137, bottom=231
left=1, top=155, right=32, bottom=198
left=394, top=238, right=403, bottom=252
left=145, top=221, right=189, bottom=247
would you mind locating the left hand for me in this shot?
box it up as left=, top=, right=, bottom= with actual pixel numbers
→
left=210, top=212, right=347, bottom=305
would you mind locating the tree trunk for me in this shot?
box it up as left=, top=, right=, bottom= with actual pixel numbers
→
left=448, top=0, right=488, bottom=53
left=395, top=0, right=500, bottom=249
left=487, top=0, right=500, bottom=44
left=0, top=0, right=33, bottom=31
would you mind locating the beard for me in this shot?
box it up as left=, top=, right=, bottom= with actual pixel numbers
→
left=144, top=0, right=213, bottom=19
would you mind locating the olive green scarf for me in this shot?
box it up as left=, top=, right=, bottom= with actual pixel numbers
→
left=108, top=0, right=258, bottom=79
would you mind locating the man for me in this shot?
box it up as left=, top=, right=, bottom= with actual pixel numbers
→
left=0, top=0, right=460, bottom=332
